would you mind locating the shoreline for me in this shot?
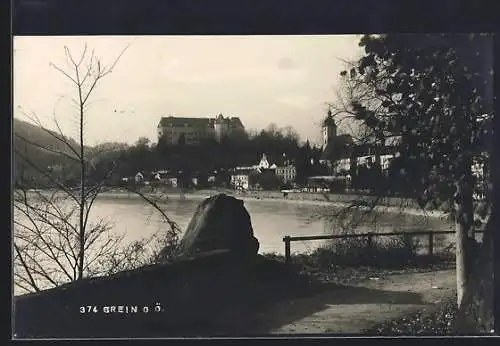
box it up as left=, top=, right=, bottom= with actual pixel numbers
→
left=96, top=189, right=448, bottom=219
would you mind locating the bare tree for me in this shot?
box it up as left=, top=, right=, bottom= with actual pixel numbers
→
left=13, top=43, right=181, bottom=294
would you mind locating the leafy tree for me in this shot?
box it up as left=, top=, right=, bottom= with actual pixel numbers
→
left=336, top=34, right=493, bottom=331
left=214, top=169, right=231, bottom=187
left=253, top=169, right=282, bottom=190
left=134, top=136, right=150, bottom=149
left=295, top=140, right=314, bottom=185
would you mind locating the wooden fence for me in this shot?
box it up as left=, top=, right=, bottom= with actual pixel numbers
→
left=283, top=229, right=484, bottom=264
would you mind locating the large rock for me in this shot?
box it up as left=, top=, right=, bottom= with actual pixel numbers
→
left=180, top=193, right=259, bottom=257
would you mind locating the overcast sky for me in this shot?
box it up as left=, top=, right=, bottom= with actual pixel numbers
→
left=14, top=35, right=363, bottom=146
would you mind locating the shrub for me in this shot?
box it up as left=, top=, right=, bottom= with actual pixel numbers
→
left=297, top=232, right=453, bottom=269
left=261, top=252, right=286, bottom=263
left=364, top=296, right=458, bottom=335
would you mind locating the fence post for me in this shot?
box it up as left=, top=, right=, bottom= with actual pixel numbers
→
left=284, top=236, right=291, bottom=264
left=367, top=232, right=373, bottom=258
left=428, top=231, right=434, bottom=256
left=367, top=232, right=373, bottom=251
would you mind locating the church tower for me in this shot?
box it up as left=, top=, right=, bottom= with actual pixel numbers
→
left=322, top=109, right=337, bottom=147
left=214, top=113, right=229, bottom=142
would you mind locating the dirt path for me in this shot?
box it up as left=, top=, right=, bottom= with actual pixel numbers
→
left=246, top=269, right=456, bottom=334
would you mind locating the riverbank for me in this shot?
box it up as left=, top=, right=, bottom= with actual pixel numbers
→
left=98, top=188, right=447, bottom=219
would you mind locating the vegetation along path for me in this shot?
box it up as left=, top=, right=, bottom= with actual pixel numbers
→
left=244, top=269, right=456, bottom=334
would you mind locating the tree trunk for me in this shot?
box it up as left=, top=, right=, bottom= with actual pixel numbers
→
left=453, top=149, right=494, bottom=334
left=373, top=142, right=382, bottom=194
left=453, top=208, right=494, bottom=334
left=77, top=100, right=86, bottom=279
left=454, top=162, right=475, bottom=307
left=349, top=147, right=358, bottom=191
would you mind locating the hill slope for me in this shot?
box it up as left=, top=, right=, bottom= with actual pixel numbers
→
left=13, top=118, right=131, bottom=187
left=13, top=118, right=83, bottom=186
left=14, top=118, right=81, bottom=156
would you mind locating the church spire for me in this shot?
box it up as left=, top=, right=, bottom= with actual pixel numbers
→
left=322, top=108, right=336, bottom=128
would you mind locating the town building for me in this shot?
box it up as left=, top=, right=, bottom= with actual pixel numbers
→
left=230, top=168, right=254, bottom=190
left=320, top=107, right=403, bottom=176
left=157, top=114, right=245, bottom=145
left=134, top=172, right=144, bottom=183
left=332, top=151, right=399, bottom=176
left=229, top=153, right=298, bottom=190
left=229, top=154, right=270, bottom=190
left=151, top=170, right=178, bottom=187
left=334, top=157, right=351, bottom=174
left=275, top=164, right=297, bottom=183
left=257, top=153, right=271, bottom=170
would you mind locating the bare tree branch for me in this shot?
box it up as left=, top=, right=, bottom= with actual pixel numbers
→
left=14, top=150, right=80, bottom=204
left=14, top=203, right=76, bottom=281
left=18, top=108, right=82, bottom=161
left=14, top=242, right=40, bottom=292
left=15, top=133, right=79, bottom=163
left=81, top=43, right=132, bottom=105
left=14, top=41, right=182, bottom=293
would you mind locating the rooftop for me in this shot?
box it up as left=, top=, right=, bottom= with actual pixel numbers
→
left=158, top=115, right=244, bottom=128
left=158, top=117, right=213, bottom=128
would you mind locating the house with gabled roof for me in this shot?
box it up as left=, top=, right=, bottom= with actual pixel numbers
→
left=229, top=153, right=298, bottom=189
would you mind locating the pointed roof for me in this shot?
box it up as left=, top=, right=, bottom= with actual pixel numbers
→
left=322, top=110, right=337, bottom=128
left=258, top=153, right=270, bottom=169
left=215, top=113, right=225, bottom=124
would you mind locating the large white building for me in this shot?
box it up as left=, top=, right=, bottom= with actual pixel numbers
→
left=157, top=114, right=245, bottom=145
left=275, top=165, right=296, bottom=183
left=230, top=168, right=253, bottom=190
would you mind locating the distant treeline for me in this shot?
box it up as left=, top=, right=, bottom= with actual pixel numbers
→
left=13, top=122, right=328, bottom=189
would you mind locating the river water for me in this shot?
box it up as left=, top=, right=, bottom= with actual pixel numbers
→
left=82, top=194, right=452, bottom=255
left=13, top=193, right=455, bottom=295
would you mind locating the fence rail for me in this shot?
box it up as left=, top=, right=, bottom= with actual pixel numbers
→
left=283, top=229, right=484, bottom=264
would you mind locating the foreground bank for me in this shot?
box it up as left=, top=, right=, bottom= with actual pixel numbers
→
left=14, top=249, right=457, bottom=338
